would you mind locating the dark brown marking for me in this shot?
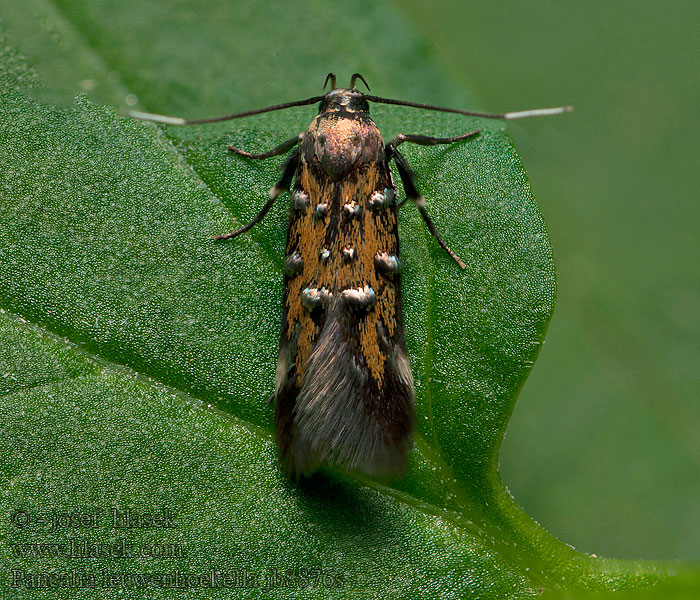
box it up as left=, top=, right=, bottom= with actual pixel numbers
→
left=283, top=252, right=304, bottom=276
left=374, top=252, right=400, bottom=277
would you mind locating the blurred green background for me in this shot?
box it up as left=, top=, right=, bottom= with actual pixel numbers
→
left=3, top=0, right=698, bottom=564
left=395, top=1, right=700, bottom=561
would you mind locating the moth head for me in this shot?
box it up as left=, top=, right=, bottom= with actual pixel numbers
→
left=317, top=72, right=371, bottom=115
left=318, top=88, right=370, bottom=115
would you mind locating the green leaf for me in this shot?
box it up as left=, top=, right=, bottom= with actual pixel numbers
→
left=0, top=2, right=688, bottom=598
left=539, top=572, right=700, bottom=600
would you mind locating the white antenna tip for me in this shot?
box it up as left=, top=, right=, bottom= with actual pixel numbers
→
left=128, top=110, right=187, bottom=126
left=504, top=106, right=573, bottom=120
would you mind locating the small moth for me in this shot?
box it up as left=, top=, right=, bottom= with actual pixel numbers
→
left=132, top=73, right=570, bottom=479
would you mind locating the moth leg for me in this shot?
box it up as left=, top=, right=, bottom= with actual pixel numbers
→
left=214, top=148, right=300, bottom=241
left=387, top=131, right=479, bottom=212
left=390, top=148, right=467, bottom=269
left=227, top=134, right=301, bottom=159
left=386, top=130, right=480, bottom=152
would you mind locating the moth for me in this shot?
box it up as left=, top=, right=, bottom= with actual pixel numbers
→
left=132, top=73, right=569, bottom=479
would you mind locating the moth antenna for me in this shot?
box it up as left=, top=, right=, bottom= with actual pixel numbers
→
left=364, top=95, right=572, bottom=120
left=129, top=96, right=325, bottom=126
left=324, top=72, right=337, bottom=90
left=350, top=73, right=371, bottom=91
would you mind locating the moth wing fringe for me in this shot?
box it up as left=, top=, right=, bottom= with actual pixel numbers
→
left=276, top=306, right=414, bottom=479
